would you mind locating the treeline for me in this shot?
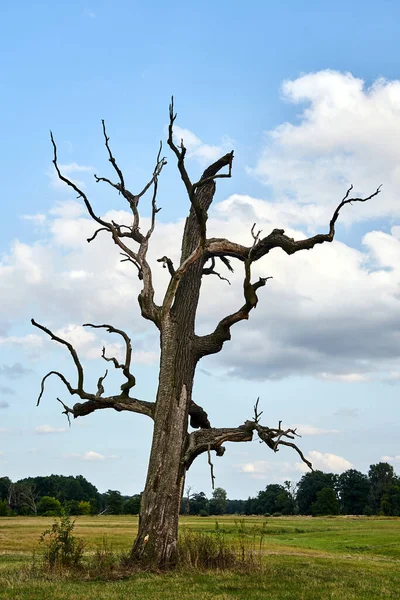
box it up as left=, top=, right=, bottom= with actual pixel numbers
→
left=1, top=462, right=399, bottom=517
left=0, top=475, right=141, bottom=517
left=179, top=462, right=400, bottom=517
left=239, top=462, right=400, bottom=517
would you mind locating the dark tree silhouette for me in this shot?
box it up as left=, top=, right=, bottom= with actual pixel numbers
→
left=32, top=101, right=380, bottom=567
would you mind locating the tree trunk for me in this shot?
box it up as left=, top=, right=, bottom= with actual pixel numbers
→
left=131, top=211, right=207, bottom=566
left=130, top=320, right=194, bottom=566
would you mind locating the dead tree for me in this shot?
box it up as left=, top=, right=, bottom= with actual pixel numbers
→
left=32, top=102, right=380, bottom=568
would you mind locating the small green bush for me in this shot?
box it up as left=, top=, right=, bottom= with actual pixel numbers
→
left=37, top=496, right=62, bottom=517
left=40, top=514, right=85, bottom=571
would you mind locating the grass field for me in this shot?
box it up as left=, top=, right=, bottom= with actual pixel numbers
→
left=1, top=515, right=400, bottom=599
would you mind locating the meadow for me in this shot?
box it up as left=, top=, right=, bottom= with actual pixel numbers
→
left=1, top=515, right=400, bottom=599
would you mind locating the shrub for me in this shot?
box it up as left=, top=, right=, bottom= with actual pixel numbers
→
left=39, top=514, right=85, bottom=571
left=37, top=496, right=62, bottom=517
left=0, top=499, right=10, bottom=516
left=199, top=509, right=209, bottom=517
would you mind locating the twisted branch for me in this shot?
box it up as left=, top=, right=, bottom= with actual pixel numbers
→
left=206, top=185, right=382, bottom=263
left=32, top=319, right=154, bottom=420
left=183, top=400, right=312, bottom=471
left=83, top=323, right=136, bottom=395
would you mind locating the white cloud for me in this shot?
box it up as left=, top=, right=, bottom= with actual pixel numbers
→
left=48, top=163, right=94, bottom=190
left=173, top=126, right=232, bottom=166
left=249, top=71, right=400, bottom=226
left=294, top=425, right=340, bottom=436
left=36, top=424, right=67, bottom=434
left=381, top=455, right=400, bottom=465
left=296, top=450, right=353, bottom=473
left=21, top=214, right=46, bottom=225
left=0, top=401, right=9, bottom=409
left=4, top=75, right=400, bottom=384
left=238, top=460, right=294, bottom=480
left=64, top=450, right=119, bottom=461
left=3, top=193, right=400, bottom=382
left=319, top=373, right=370, bottom=383
left=0, top=334, right=43, bottom=348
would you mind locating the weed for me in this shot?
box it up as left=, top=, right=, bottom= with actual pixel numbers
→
left=39, top=513, right=85, bottom=571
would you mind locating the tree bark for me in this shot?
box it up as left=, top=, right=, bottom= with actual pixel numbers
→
left=130, top=187, right=213, bottom=567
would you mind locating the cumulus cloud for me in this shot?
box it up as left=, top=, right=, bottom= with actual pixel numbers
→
left=201, top=200, right=400, bottom=380
left=21, top=214, right=46, bottom=225
left=36, top=425, right=67, bottom=434
left=0, top=401, right=9, bottom=409
left=3, top=73, right=400, bottom=384
left=294, top=425, right=340, bottom=436
left=0, top=334, right=43, bottom=349
left=296, top=450, right=353, bottom=473
left=173, top=126, right=233, bottom=166
left=64, top=450, right=119, bottom=461
left=381, top=455, right=400, bottom=465
left=238, top=459, right=294, bottom=480
left=3, top=192, right=400, bottom=382
left=48, top=163, right=94, bottom=190
left=249, top=70, right=400, bottom=226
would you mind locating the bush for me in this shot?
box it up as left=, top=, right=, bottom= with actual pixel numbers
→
left=77, top=501, right=91, bottom=515
left=199, top=509, right=209, bottom=517
left=37, top=496, right=62, bottom=517
left=0, top=499, right=10, bottom=516
left=40, top=514, right=85, bottom=571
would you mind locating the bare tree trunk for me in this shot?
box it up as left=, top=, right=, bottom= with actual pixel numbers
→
left=130, top=322, right=194, bottom=565
left=131, top=180, right=212, bottom=566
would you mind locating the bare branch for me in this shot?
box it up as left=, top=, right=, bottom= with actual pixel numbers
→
left=167, top=97, right=193, bottom=197
left=31, top=319, right=85, bottom=393
left=50, top=132, right=111, bottom=230
left=95, top=369, right=108, bottom=398
left=161, top=242, right=203, bottom=314
left=219, top=255, right=234, bottom=273
left=83, top=323, right=137, bottom=396
left=253, top=397, right=263, bottom=424
left=183, top=400, right=312, bottom=471
left=202, top=257, right=231, bottom=284
left=167, top=98, right=234, bottom=247
left=87, top=227, right=109, bottom=243
left=32, top=319, right=154, bottom=420
left=207, top=445, right=215, bottom=490
left=157, top=255, right=175, bottom=276
left=56, top=395, right=154, bottom=420
left=195, top=256, right=272, bottom=358
left=206, top=185, right=382, bottom=263
left=101, top=119, right=125, bottom=189
left=36, top=371, right=93, bottom=406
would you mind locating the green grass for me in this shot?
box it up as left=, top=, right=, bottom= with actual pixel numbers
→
left=1, top=515, right=400, bottom=599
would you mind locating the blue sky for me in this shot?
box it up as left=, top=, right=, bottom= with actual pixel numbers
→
left=1, top=0, right=400, bottom=498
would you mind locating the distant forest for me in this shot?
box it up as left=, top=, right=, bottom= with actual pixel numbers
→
left=1, top=462, right=399, bottom=517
